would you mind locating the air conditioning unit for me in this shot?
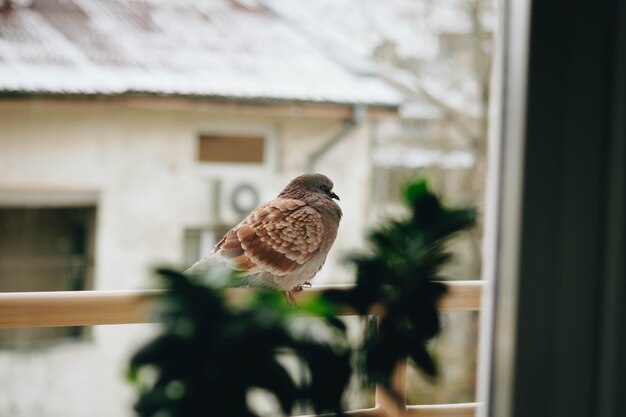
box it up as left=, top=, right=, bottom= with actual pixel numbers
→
left=210, top=176, right=275, bottom=226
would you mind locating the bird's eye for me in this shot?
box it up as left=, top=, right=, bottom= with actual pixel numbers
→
left=319, top=185, right=327, bottom=191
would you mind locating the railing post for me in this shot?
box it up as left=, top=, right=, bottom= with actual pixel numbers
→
left=375, top=359, right=408, bottom=417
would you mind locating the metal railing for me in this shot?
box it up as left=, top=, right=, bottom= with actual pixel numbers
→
left=0, top=280, right=484, bottom=417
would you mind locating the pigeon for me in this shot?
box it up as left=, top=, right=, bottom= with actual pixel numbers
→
left=186, top=173, right=342, bottom=302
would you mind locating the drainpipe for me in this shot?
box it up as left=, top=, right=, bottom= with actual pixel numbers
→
left=306, top=104, right=367, bottom=173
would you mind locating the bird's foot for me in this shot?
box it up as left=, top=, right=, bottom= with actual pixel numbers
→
left=285, top=290, right=299, bottom=307
left=285, top=282, right=312, bottom=306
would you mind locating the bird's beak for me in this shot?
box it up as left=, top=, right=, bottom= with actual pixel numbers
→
left=330, top=191, right=340, bottom=201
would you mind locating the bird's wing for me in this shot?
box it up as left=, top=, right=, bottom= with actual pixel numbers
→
left=215, top=199, right=325, bottom=276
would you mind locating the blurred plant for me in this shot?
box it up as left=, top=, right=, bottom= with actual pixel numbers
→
left=128, top=269, right=351, bottom=417
left=128, top=180, right=474, bottom=415
left=326, top=180, right=475, bottom=392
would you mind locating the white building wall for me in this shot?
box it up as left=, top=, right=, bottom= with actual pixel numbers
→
left=0, top=99, right=374, bottom=417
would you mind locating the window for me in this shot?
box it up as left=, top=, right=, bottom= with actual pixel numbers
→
left=198, top=134, right=265, bottom=164
left=0, top=207, right=96, bottom=347
left=183, top=225, right=233, bottom=268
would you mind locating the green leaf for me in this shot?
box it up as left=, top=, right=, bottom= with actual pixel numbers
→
left=403, top=180, right=429, bottom=205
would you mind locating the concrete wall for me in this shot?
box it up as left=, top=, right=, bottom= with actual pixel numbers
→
left=0, top=98, right=374, bottom=417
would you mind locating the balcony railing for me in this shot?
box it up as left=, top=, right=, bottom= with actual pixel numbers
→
left=0, top=280, right=484, bottom=417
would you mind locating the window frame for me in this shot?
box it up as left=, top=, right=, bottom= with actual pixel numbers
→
left=193, top=125, right=278, bottom=176
left=0, top=190, right=99, bottom=347
left=479, top=1, right=626, bottom=417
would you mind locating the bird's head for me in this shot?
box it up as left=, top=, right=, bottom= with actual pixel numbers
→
left=278, top=173, right=340, bottom=201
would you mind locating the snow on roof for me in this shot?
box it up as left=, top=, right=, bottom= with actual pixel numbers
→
left=0, top=0, right=402, bottom=106
left=262, top=0, right=493, bottom=63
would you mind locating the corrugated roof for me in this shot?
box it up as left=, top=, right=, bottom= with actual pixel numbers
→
left=0, top=0, right=402, bottom=106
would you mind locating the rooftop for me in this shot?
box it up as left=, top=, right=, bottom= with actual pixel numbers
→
left=0, top=0, right=402, bottom=107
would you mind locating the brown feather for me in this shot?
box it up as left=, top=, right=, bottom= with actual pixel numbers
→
left=219, top=232, right=244, bottom=258
left=231, top=254, right=256, bottom=271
